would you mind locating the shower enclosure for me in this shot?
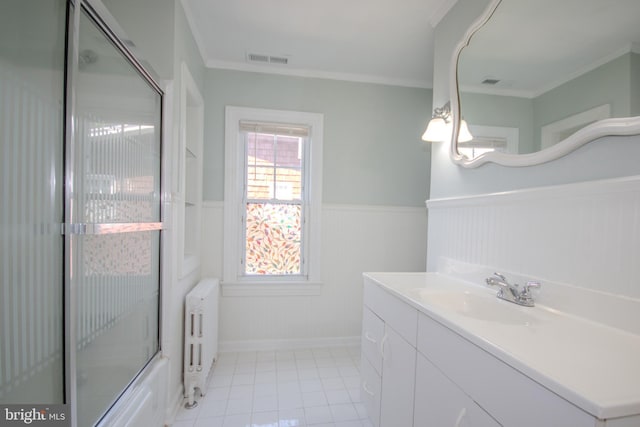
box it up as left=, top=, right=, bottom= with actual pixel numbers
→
left=1, top=1, right=163, bottom=426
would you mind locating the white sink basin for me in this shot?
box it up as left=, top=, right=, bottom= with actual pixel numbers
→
left=409, top=289, right=537, bottom=325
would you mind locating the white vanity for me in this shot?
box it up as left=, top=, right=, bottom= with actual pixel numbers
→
left=360, top=272, right=640, bottom=427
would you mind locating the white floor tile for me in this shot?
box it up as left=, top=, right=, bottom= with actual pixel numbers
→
left=278, top=393, right=303, bottom=410
left=226, top=397, right=253, bottom=415
left=277, top=408, right=305, bottom=427
left=334, top=421, right=362, bottom=427
left=341, top=377, right=360, bottom=389
left=256, top=361, right=277, bottom=372
left=251, top=410, right=280, bottom=426
left=230, top=385, right=254, bottom=400
left=257, top=351, right=277, bottom=362
left=299, top=379, right=323, bottom=393
left=302, top=391, right=328, bottom=408
left=237, top=352, right=258, bottom=363
left=194, top=416, right=225, bottom=427
left=233, top=373, right=256, bottom=386
left=211, top=374, right=234, bottom=388
left=329, top=404, right=359, bottom=422
left=199, top=400, right=227, bottom=418
left=277, top=369, right=299, bottom=382
left=253, top=395, right=279, bottom=412
left=255, top=371, right=278, bottom=384
left=304, top=405, right=333, bottom=425
left=176, top=404, right=201, bottom=421
left=222, top=413, right=252, bottom=427
left=297, top=368, right=320, bottom=380
left=317, top=367, right=341, bottom=379
left=207, top=387, right=231, bottom=401
left=314, top=358, right=336, bottom=368
left=173, top=346, right=366, bottom=427
left=236, top=362, right=257, bottom=374
left=253, top=382, right=278, bottom=397
left=321, top=378, right=345, bottom=391
left=325, top=390, right=350, bottom=405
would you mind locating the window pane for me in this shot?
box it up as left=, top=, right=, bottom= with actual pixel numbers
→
left=275, top=136, right=301, bottom=167
left=246, top=133, right=303, bottom=201
left=247, top=133, right=275, bottom=199
left=245, top=203, right=301, bottom=275
left=275, top=136, right=302, bottom=201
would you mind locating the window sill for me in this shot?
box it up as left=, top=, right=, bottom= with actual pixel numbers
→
left=221, top=281, right=323, bottom=297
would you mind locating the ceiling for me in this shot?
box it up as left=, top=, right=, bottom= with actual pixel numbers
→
left=458, top=0, right=640, bottom=98
left=181, top=0, right=459, bottom=88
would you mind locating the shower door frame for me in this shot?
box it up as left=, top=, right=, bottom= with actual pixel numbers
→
left=64, top=1, right=165, bottom=426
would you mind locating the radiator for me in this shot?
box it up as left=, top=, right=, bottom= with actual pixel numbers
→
left=183, top=278, right=219, bottom=409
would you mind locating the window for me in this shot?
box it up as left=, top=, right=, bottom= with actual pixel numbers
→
left=223, top=107, right=323, bottom=296
left=458, top=125, right=519, bottom=157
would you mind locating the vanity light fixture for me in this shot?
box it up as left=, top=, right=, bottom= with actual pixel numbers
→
left=422, top=101, right=473, bottom=143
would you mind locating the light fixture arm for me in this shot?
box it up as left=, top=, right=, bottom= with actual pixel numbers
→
left=432, top=101, right=451, bottom=123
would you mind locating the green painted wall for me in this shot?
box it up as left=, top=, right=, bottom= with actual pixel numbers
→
left=631, top=52, right=640, bottom=116
left=532, top=53, right=632, bottom=149
left=459, top=92, right=534, bottom=153
left=203, top=69, right=432, bottom=206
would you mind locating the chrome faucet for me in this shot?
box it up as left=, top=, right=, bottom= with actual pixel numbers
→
left=485, top=272, right=541, bottom=307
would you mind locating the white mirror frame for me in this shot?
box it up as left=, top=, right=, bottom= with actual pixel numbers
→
left=450, top=0, right=640, bottom=168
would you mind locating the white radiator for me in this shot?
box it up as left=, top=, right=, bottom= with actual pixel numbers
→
left=183, top=278, right=219, bottom=409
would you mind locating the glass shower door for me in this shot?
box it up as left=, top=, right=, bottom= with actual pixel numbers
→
left=0, top=0, right=67, bottom=405
left=70, top=6, right=162, bottom=426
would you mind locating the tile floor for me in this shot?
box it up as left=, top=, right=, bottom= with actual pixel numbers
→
left=172, top=345, right=372, bottom=427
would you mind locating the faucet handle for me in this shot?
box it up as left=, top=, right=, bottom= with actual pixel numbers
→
left=493, top=272, right=507, bottom=282
left=522, top=281, right=541, bottom=295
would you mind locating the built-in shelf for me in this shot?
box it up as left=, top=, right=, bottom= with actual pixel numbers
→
left=178, top=63, right=204, bottom=279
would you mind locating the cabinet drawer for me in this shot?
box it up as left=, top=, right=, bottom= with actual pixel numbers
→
left=360, top=356, right=381, bottom=427
left=417, top=313, right=595, bottom=427
left=363, top=279, right=418, bottom=346
left=362, top=307, right=384, bottom=375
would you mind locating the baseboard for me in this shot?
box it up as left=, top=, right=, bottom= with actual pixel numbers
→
left=164, top=383, right=185, bottom=426
left=218, top=335, right=361, bottom=353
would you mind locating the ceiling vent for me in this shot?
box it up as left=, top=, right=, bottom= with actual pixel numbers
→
left=247, top=52, right=289, bottom=66
left=481, top=78, right=501, bottom=85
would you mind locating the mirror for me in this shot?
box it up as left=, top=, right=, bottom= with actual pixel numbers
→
left=451, top=0, right=640, bottom=167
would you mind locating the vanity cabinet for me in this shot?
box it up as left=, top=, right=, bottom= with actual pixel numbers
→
left=361, top=274, right=629, bottom=427
left=362, top=280, right=418, bottom=427
left=416, top=313, right=595, bottom=427
left=414, top=352, right=499, bottom=427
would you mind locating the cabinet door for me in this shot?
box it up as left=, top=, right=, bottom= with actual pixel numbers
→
left=414, top=353, right=499, bottom=427
left=380, top=326, right=416, bottom=427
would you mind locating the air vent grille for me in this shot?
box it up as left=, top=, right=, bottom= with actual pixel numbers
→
left=269, top=56, right=288, bottom=65
left=482, top=78, right=500, bottom=85
left=247, top=52, right=289, bottom=66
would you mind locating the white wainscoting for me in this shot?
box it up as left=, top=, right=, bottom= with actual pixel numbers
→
left=201, top=202, right=428, bottom=351
left=427, top=175, right=640, bottom=300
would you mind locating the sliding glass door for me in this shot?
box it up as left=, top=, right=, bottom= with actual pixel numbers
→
left=0, top=0, right=67, bottom=405
left=70, top=5, right=162, bottom=426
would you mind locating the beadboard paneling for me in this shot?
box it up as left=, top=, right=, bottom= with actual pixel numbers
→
left=201, top=202, right=427, bottom=349
left=427, top=176, right=640, bottom=299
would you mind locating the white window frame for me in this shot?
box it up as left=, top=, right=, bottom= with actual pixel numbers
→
left=223, top=106, right=323, bottom=296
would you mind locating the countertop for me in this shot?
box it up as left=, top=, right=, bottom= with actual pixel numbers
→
left=363, top=271, right=640, bottom=420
